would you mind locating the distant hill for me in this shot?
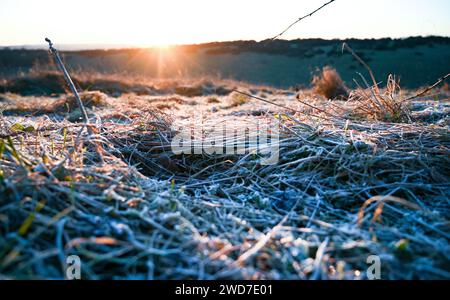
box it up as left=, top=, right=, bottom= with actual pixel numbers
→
left=1, top=36, right=449, bottom=88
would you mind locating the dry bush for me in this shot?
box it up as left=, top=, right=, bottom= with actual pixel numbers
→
left=312, top=66, right=348, bottom=99
left=348, top=74, right=411, bottom=123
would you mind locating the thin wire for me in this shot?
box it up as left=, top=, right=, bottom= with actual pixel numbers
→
left=268, top=0, right=336, bottom=42
left=234, top=0, right=339, bottom=121
left=405, top=73, right=450, bottom=101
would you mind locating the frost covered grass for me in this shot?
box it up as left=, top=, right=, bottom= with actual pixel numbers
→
left=0, top=75, right=449, bottom=279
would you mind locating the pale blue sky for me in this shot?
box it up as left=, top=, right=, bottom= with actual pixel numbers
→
left=1, top=0, right=449, bottom=47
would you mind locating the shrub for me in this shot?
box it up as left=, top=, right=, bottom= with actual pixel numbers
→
left=312, top=66, right=348, bottom=99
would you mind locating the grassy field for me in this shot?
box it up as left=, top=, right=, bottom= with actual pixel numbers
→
left=0, top=41, right=449, bottom=279
left=1, top=36, right=450, bottom=88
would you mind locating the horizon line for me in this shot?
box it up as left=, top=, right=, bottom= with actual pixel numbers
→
left=1, top=34, right=449, bottom=51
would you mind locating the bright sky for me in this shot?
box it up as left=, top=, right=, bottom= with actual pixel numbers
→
left=1, top=0, right=449, bottom=47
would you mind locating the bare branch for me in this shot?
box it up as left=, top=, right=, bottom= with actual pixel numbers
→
left=342, top=42, right=381, bottom=95
left=405, top=73, right=450, bottom=101
left=45, top=37, right=104, bottom=163
left=45, top=38, right=91, bottom=127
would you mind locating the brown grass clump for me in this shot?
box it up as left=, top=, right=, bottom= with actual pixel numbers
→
left=229, top=91, right=250, bottom=107
left=341, top=43, right=413, bottom=123
left=312, top=66, right=349, bottom=100
left=348, top=75, right=411, bottom=123
left=207, top=97, right=220, bottom=104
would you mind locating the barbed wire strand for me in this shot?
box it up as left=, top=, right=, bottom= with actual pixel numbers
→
left=268, top=0, right=336, bottom=42
left=235, top=0, right=340, bottom=121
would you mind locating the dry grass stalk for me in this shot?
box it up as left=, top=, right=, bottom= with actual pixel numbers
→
left=405, top=73, right=450, bottom=101
left=348, top=74, right=412, bottom=122
left=45, top=38, right=105, bottom=164
left=343, top=43, right=412, bottom=123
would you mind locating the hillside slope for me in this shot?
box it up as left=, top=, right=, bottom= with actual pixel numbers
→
left=1, top=36, right=449, bottom=88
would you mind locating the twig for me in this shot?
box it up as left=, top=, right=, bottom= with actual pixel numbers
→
left=405, top=73, right=450, bottom=101
left=45, top=38, right=91, bottom=129
left=45, top=37, right=104, bottom=163
left=356, top=72, right=384, bottom=109
left=234, top=196, right=303, bottom=266
left=310, top=237, right=329, bottom=280
left=342, top=42, right=381, bottom=95
left=268, top=0, right=336, bottom=41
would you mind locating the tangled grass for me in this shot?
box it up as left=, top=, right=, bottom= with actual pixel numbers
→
left=348, top=75, right=412, bottom=123
left=0, top=81, right=449, bottom=280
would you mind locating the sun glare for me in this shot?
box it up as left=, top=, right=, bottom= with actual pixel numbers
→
left=155, top=45, right=173, bottom=51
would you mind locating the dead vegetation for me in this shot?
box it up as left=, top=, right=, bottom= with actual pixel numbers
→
left=337, top=43, right=416, bottom=123
left=347, top=75, right=412, bottom=122
left=0, top=71, right=235, bottom=98
left=228, top=91, right=250, bottom=107
left=0, top=91, right=108, bottom=118
left=311, top=66, right=349, bottom=100
left=174, top=86, right=204, bottom=97
left=0, top=75, right=449, bottom=279
left=444, top=82, right=450, bottom=92
left=54, top=91, right=109, bottom=112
